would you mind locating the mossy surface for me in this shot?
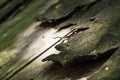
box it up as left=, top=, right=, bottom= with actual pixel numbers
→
left=0, top=0, right=58, bottom=79
left=0, top=0, right=120, bottom=80
left=43, top=0, right=120, bottom=65
left=0, top=0, right=56, bottom=51
left=37, top=0, right=96, bottom=19
left=88, top=47, right=120, bottom=80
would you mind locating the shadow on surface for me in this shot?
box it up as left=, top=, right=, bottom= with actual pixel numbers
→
left=32, top=53, right=113, bottom=80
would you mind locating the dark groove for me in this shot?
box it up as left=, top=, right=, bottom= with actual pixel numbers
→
left=35, top=0, right=100, bottom=28
left=36, top=5, right=85, bottom=27
left=76, top=27, right=89, bottom=33
left=57, top=23, right=77, bottom=32
left=67, top=47, right=118, bottom=65
left=0, top=0, right=33, bottom=24
left=67, top=27, right=89, bottom=38
left=89, top=17, right=96, bottom=21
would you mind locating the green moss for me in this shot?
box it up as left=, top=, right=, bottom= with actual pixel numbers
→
left=37, top=0, right=96, bottom=19
left=0, top=0, right=52, bottom=51
left=0, top=0, right=58, bottom=79
left=43, top=1, right=120, bottom=64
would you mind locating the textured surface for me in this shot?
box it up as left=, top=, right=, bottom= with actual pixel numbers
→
left=43, top=0, right=120, bottom=65
left=0, top=0, right=120, bottom=80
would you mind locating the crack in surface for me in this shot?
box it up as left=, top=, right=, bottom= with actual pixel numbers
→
left=35, top=0, right=100, bottom=28
left=57, top=23, right=77, bottom=32
left=35, top=5, right=85, bottom=27
left=66, top=47, right=119, bottom=65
